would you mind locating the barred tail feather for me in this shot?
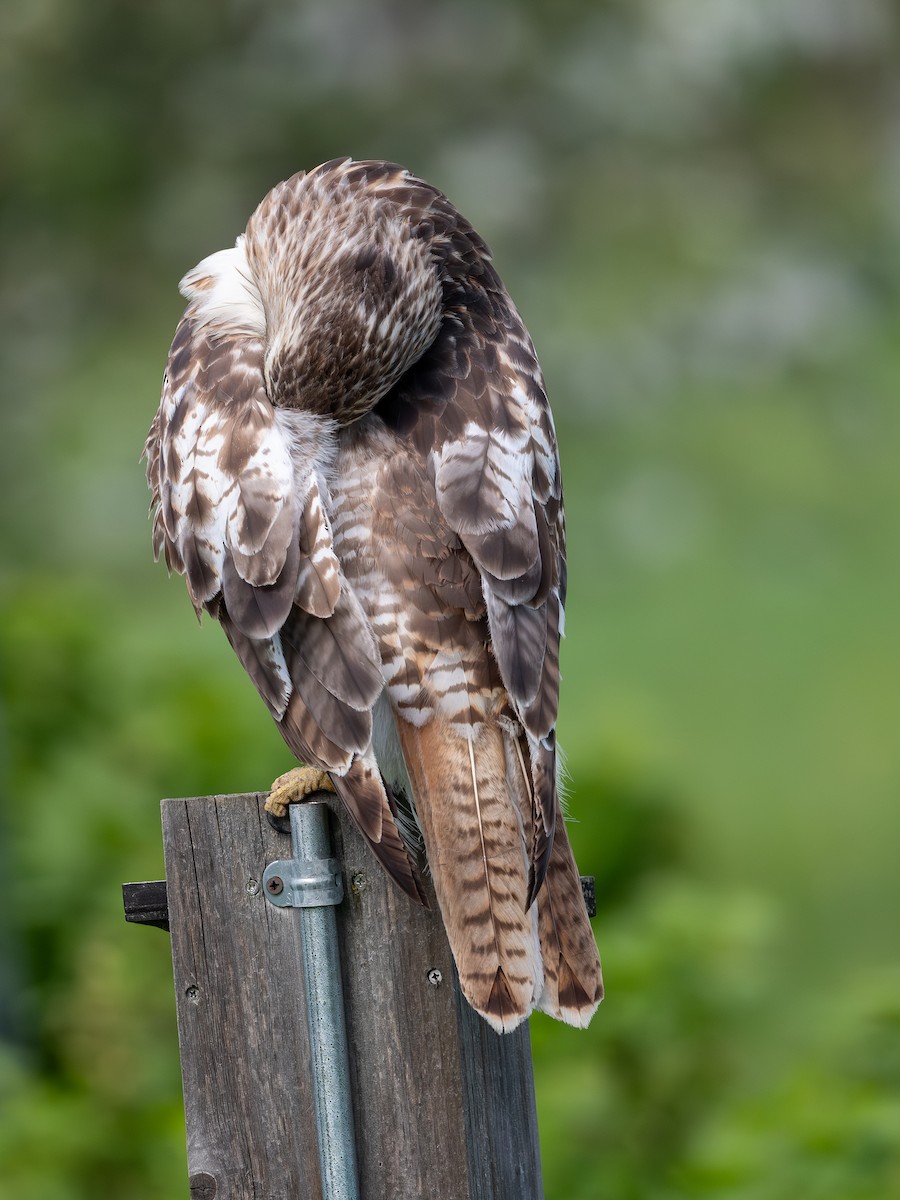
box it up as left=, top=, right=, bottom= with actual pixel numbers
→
left=532, top=815, right=603, bottom=1026
left=504, top=726, right=603, bottom=1027
left=395, top=718, right=542, bottom=1034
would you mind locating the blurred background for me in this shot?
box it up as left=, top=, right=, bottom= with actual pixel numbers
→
left=2, top=0, right=899, bottom=1196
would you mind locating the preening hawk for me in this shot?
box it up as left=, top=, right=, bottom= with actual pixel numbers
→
left=145, top=158, right=603, bottom=1032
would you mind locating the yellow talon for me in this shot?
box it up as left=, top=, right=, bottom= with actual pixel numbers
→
left=264, top=766, right=335, bottom=818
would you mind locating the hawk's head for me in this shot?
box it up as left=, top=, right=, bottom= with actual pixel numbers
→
left=180, top=159, right=444, bottom=424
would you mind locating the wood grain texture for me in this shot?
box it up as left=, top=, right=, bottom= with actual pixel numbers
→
left=163, top=794, right=322, bottom=1200
left=162, top=792, right=544, bottom=1200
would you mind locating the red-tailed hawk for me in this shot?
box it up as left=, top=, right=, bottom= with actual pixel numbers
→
left=145, top=158, right=603, bottom=1032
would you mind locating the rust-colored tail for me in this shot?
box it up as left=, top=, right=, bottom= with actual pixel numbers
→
left=396, top=718, right=542, bottom=1033
left=396, top=716, right=603, bottom=1032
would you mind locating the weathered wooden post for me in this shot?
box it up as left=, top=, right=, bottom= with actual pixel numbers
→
left=128, top=792, right=545, bottom=1199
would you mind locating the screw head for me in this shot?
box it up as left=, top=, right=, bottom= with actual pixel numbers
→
left=266, top=875, right=284, bottom=895
left=351, top=872, right=367, bottom=893
left=246, top=878, right=260, bottom=896
left=427, top=968, right=443, bottom=987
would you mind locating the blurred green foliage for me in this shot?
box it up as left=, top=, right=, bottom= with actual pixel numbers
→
left=2, top=0, right=899, bottom=1196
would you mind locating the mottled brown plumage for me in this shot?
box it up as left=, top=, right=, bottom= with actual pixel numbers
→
left=145, top=158, right=602, bottom=1031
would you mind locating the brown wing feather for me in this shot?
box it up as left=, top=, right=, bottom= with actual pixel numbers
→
left=295, top=478, right=341, bottom=618
left=331, top=753, right=427, bottom=906
left=279, top=594, right=383, bottom=712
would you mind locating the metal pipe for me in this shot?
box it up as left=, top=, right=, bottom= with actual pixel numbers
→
left=289, top=801, right=360, bottom=1200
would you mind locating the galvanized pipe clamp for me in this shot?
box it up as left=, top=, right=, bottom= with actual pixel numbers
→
left=262, top=856, right=343, bottom=907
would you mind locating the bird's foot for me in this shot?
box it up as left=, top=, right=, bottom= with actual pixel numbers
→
left=264, top=766, right=335, bottom=818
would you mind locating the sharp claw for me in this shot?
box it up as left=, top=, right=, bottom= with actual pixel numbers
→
left=264, top=794, right=288, bottom=817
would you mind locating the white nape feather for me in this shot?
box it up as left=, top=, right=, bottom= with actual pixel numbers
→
left=180, top=237, right=267, bottom=339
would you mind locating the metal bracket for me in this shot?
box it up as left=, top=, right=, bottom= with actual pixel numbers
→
left=122, top=880, right=170, bottom=931
left=263, top=856, right=344, bottom=908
